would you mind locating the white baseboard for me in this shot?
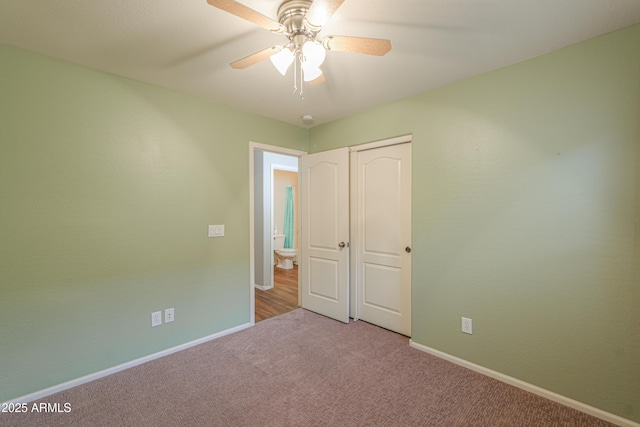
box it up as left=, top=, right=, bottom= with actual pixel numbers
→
left=409, top=340, right=638, bottom=427
left=254, top=283, right=274, bottom=291
left=5, top=322, right=252, bottom=406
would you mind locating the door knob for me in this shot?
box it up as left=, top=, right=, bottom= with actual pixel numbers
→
left=338, top=242, right=346, bottom=249
left=405, top=246, right=412, bottom=253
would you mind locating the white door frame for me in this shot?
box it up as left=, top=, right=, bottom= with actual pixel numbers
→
left=348, top=134, right=412, bottom=320
left=249, top=142, right=306, bottom=325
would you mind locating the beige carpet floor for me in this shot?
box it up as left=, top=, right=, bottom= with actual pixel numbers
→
left=0, top=309, right=615, bottom=426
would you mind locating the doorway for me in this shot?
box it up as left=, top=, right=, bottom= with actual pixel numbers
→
left=256, top=167, right=299, bottom=321
left=249, top=142, right=306, bottom=324
left=249, top=136, right=411, bottom=334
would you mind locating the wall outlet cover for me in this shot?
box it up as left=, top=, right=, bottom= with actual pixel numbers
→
left=151, top=311, right=162, bottom=327
left=165, top=308, right=174, bottom=323
left=462, top=317, right=473, bottom=334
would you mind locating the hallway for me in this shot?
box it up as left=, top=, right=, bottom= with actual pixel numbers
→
left=255, top=265, right=298, bottom=322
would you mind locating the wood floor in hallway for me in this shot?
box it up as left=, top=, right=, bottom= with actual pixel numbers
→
left=255, top=265, right=299, bottom=322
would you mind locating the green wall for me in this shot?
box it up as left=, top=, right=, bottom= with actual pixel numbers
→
left=0, top=45, right=306, bottom=401
left=2, top=23, right=639, bottom=423
left=310, top=25, right=640, bottom=422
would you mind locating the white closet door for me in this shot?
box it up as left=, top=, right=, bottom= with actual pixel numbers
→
left=299, top=148, right=350, bottom=323
left=356, top=143, right=411, bottom=335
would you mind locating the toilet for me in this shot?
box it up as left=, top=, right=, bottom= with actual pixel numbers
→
left=273, top=234, right=296, bottom=270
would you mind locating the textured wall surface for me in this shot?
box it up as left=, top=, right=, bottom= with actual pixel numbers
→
left=0, top=45, right=306, bottom=401
left=309, top=24, right=640, bottom=423
left=2, top=23, right=639, bottom=424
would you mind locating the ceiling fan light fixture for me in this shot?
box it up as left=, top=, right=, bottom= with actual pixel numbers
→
left=270, top=46, right=294, bottom=75
left=302, top=40, right=326, bottom=68
left=209, top=0, right=391, bottom=99
left=302, top=63, right=323, bottom=82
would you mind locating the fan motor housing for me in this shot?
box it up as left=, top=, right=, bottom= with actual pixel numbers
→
left=277, top=0, right=313, bottom=37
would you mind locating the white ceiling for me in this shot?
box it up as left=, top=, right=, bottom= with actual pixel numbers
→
left=2, top=0, right=640, bottom=127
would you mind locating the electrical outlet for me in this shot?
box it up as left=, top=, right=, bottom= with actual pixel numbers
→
left=462, top=317, right=472, bottom=334
left=151, top=311, right=162, bottom=327
left=165, top=308, right=174, bottom=323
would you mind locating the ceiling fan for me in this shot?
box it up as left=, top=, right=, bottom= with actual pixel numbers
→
left=207, top=0, right=391, bottom=96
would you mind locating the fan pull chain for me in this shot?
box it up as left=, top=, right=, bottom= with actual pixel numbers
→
left=300, top=76, right=304, bottom=100
left=292, top=49, right=304, bottom=99
left=299, top=50, right=305, bottom=99
left=293, top=51, right=298, bottom=94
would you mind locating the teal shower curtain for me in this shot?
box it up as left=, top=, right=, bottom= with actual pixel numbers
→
left=283, top=186, right=295, bottom=249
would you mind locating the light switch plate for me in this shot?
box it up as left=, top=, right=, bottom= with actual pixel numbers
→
left=208, top=225, right=225, bottom=237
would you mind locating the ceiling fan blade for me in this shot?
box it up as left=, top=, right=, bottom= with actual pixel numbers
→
left=230, top=46, right=281, bottom=69
left=308, top=73, right=325, bottom=86
left=323, top=36, right=391, bottom=56
left=305, top=0, right=346, bottom=29
left=207, top=0, right=284, bottom=33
